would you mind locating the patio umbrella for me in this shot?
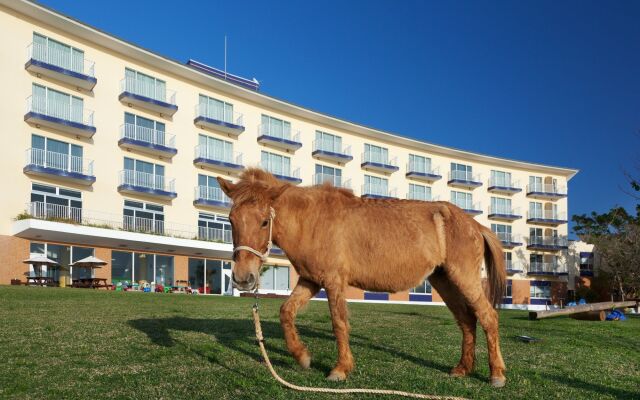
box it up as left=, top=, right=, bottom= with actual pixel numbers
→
left=70, top=256, right=107, bottom=269
left=23, top=255, right=59, bottom=275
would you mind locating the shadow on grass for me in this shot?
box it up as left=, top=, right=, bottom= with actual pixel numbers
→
left=541, top=373, right=639, bottom=399
left=128, top=317, right=454, bottom=378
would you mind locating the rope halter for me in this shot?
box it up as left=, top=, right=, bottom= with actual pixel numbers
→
left=233, top=207, right=276, bottom=262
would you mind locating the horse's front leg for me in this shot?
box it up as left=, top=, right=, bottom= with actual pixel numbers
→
left=280, top=278, right=320, bottom=369
left=325, top=284, right=354, bottom=381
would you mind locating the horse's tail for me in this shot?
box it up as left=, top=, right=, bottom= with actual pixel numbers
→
left=480, top=227, right=506, bottom=308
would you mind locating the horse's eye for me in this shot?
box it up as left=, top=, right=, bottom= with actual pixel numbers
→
left=261, top=219, right=269, bottom=228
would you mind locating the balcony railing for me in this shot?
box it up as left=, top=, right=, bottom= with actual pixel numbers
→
left=528, top=236, right=569, bottom=248
left=198, top=226, right=232, bottom=243
left=25, top=148, right=94, bottom=176
left=505, top=260, right=524, bottom=272
left=119, top=170, right=175, bottom=193
left=26, top=95, right=94, bottom=127
left=451, top=200, right=482, bottom=213
left=362, top=184, right=397, bottom=198
left=488, top=177, right=521, bottom=190
left=362, top=152, right=398, bottom=167
left=312, top=139, right=352, bottom=157
left=120, top=77, right=176, bottom=105
left=489, top=205, right=521, bottom=216
left=313, top=173, right=350, bottom=188
left=495, top=232, right=522, bottom=244
left=258, top=123, right=301, bottom=142
left=529, top=262, right=567, bottom=275
left=195, top=103, right=244, bottom=127
left=448, top=170, right=482, bottom=183
left=194, top=145, right=243, bottom=166
left=120, top=123, right=175, bottom=149
left=23, top=201, right=228, bottom=243
left=526, top=183, right=567, bottom=196
left=407, top=190, right=432, bottom=201
left=260, top=162, right=301, bottom=182
left=407, top=161, right=440, bottom=177
left=194, top=186, right=232, bottom=206
left=27, top=42, right=95, bottom=77
left=527, top=210, right=567, bottom=221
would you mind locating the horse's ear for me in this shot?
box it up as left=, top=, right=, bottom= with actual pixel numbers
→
left=268, top=183, right=289, bottom=201
left=217, top=177, right=237, bottom=197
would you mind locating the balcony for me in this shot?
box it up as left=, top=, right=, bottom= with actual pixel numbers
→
left=361, top=184, right=397, bottom=199
left=270, top=245, right=286, bottom=257
left=527, top=210, right=568, bottom=225
left=198, top=226, right=232, bottom=243
left=118, top=124, right=177, bottom=158
left=505, top=260, right=524, bottom=274
left=527, top=236, right=569, bottom=251
left=488, top=206, right=522, bottom=221
left=313, top=173, right=351, bottom=189
left=487, top=178, right=522, bottom=194
left=495, top=232, right=523, bottom=248
left=452, top=201, right=483, bottom=215
left=193, top=146, right=244, bottom=173
left=406, top=162, right=442, bottom=182
left=119, top=77, right=178, bottom=117
left=25, top=42, right=97, bottom=90
left=117, top=170, right=177, bottom=200
left=361, top=153, right=399, bottom=174
left=193, top=186, right=232, bottom=210
left=312, top=140, right=353, bottom=163
left=194, top=104, right=245, bottom=137
left=407, top=192, right=437, bottom=202
left=24, top=96, right=96, bottom=138
left=16, top=201, right=232, bottom=259
left=528, top=262, right=568, bottom=276
left=24, top=148, right=95, bottom=185
left=526, top=183, right=567, bottom=199
left=261, top=162, right=302, bottom=184
left=447, top=171, right=482, bottom=189
left=257, top=124, right=302, bottom=152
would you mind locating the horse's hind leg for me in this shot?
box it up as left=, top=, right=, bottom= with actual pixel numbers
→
left=280, top=278, right=320, bottom=369
left=428, top=268, right=477, bottom=377
left=325, top=283, right=354, bottom=381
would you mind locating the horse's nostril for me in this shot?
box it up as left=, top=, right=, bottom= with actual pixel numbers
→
left=247, top=273, right=256, bottom=285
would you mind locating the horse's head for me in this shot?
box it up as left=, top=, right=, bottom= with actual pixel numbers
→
left=217, top=169, right=288, bottom=291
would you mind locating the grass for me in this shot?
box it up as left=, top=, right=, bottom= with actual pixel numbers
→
left=0, top=287, right=638, bottom=400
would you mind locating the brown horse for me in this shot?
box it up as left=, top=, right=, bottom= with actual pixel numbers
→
left=217, top=168, right=507, bottom=387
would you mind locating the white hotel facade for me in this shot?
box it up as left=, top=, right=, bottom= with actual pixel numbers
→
left=0, top=1, right=589, bottom=308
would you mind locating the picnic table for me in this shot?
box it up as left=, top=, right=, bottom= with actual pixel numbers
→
left=26, top=276, right=56, bottom=287
left=72, top=278, right=110, bottom=289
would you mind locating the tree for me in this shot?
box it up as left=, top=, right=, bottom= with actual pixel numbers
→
left=572, top=177, right=640, bottom=300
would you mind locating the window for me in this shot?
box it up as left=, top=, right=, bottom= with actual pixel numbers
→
left=198, top=213, right=232, bottom=243
left=364, top=175, right=388, bottom=196
left=261, top=115, right=291, bottom=139
left=188, top=258, right=205, bottom=292
left=315, top=131, right=343, bottom=153
left=314, top=164, right=342, bottom=186
left=529, top=176, right=542, bottom=191
left=123, top=200, right=164, bottom=234
left=408, top=184, right=431, bottom=201
left=123, top=157, right=165, bottom=189
left=410, top=279, right=432, bottom=294
left=124, top=68, right=166, bottom=101
left=451, top=163, right=473, bottom=181
left=134, top=253, right=154, bottom=283
left=28, top=242, right=71, bottom=281
left=530, top=282, right=551, bottom=299
left=504, top=252, right=512, bottom=270
left=188, top=258, right=232, bottom=294
left=491, top=197, right=512, bottom=214
left=491, top=170, right=512, bottom=187
left=409, top=154, right=432, bottom=174
left=529, top=202, right=543, bottom=218
left=155, top=255, right=174, bottom=287
left=491, top=224, right=512, bottom=241
left=505, top=280, right=512, bottom=297
left=261, top=151, right=291, bottom=176
left=71, top=246, right=94, bottom=280
left=124, top=112, right=165, bottom=145
left=450, top=191, right=473, bottom=210
left=30, top=183, right=82, bottom=222
left=580, top=252, right=594, bottom=273
left=260, top=266, right=290, bottom=291
left=31, top=83, right=83, bottom=123
left=31, top=134, right=83, bottom=173
left=198, top=134, right=233, bottom=162
left=199, top=94, right=234, bottom=123
left=364, top=144, right=389, bottom=164
left=111, top=251, right=133, bottom=284
left=32, top=33, right=85, bottom=74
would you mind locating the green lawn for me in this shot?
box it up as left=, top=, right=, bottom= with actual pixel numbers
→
left=0, top=287, right=638, bottom=399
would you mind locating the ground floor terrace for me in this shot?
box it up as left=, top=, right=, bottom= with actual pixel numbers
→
left=1, top=219, right=576, bottom=310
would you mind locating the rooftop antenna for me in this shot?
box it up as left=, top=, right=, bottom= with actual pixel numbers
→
left=224, top=35, right=227, bottom=80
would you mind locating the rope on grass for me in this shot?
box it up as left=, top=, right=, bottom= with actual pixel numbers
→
left=252, top=305, right=469, bottom=400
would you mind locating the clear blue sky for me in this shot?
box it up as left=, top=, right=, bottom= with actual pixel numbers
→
left=40, top=0, right=640, bottom=235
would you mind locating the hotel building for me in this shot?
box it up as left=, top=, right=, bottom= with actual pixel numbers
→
left=0, top=1, right=586, bottom=309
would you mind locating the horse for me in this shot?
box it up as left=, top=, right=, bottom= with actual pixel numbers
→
left=217, top=168, right=507, bottom=387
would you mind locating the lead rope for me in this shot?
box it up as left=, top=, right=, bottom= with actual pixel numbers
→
left=251, top=298, right=469, bottom=399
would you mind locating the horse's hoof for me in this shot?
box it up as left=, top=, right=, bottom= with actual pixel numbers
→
left=296, top=353, right=311, bottom=369
left=491, top=376, right=506, bottom=388
left=327, top=370, right=347, bottom=381
left=449, top=367, right=470, bottom=377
